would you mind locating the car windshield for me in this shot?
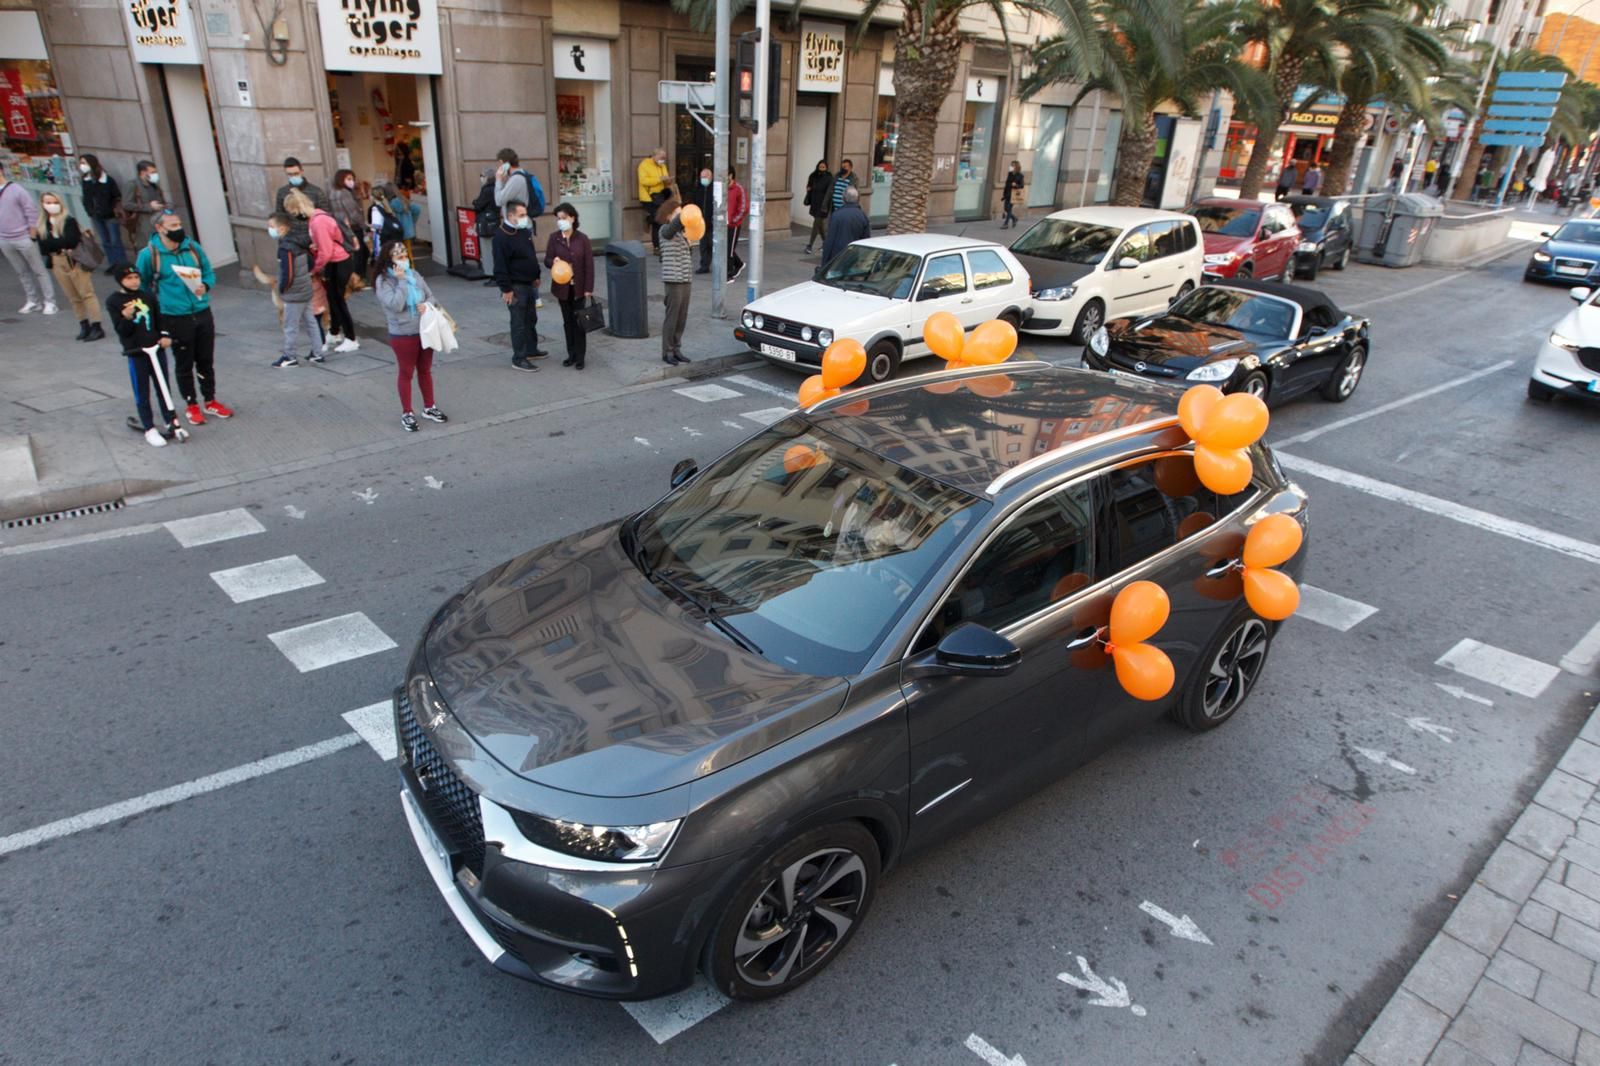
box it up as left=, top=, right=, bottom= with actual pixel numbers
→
left=1191, top=204, right=1261, bottom=238
left=1292, top=204, right=1329, bottom=229
left=631, top=418, right=989, bottom=676
left=1553, top=221, right=1600, bottom=245
left=1172, top=287, right=1296, bottom=338
left=1010, top=219, right=1121, bottom=264
left=818, top=246, right=922, bottom=298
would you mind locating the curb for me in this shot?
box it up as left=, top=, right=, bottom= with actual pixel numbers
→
left=0, top=475, right=174, bottom=525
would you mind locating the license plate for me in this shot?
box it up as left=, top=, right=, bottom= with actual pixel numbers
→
left=1558, top=265, right=1589, bottom=276
left=403, top=787, right=449, bottom=862
left=759, top=343, right=796, bottom=362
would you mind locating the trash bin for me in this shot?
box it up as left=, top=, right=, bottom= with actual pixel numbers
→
left=605, top=240, right=650, bottom=338
left=1355, top=193, right=1444, bottom=268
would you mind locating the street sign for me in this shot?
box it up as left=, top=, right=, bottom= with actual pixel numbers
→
left=1494, top=71, right=1571, bottom=90
left=1484, top=119, right=1557, bottom=134
left=1485, top=103, right=1557, bottom=121
left=1480, top=133, right=1547, bottom=148
left=1490, top=90, right=1562, bottom=106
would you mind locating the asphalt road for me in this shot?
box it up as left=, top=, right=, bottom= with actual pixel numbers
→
left=2, top=248, right=1598, bottom=1066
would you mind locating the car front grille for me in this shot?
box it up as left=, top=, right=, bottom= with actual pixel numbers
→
left=753, top=315, right=811, bottom=341
left=398, top=689, right=486, bottom=876
left=1553, top=257, right=1597, bottom=276
left=1108, top=350, right=1181, bottom=377
left=1577, top=347, right=1600, bottom=373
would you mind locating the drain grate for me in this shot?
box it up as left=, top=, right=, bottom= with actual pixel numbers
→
left=3, top=498, right=125, bottom=529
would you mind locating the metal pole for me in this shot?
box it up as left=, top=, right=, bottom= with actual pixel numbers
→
left=1455, top=0, right=1523, bottom=198
left=747, top=0, right=771, bottom=303
left=1078, top=92, right=1102, bottom=208
left=1493, top=143, right=1522, bottom=206
left=712, top=0, right=730, bottom=317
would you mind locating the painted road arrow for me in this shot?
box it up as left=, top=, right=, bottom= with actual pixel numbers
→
left=1139, top=900, right=1213, bottom=945
left=1394, top=714, right=1456, bottom=743
left=1435, top=682, right=1494, bottom=707
left=1057, top=955, right=1146, bottom=1016
left=965, top=1033, right=1028, bottom=1066
left=1354, top=747, right=1417, bottom=775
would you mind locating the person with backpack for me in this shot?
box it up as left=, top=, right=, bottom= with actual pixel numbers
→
left=77, top=154, right=126, bottom=275
left=34, top=190, right=104, bottom=341
left=369, top=183, right=405, bottom=262
left=267, top=211, right=320, bottom=368
left=292, top=189, right=359, bottom=354
left=493, top=148, right=545, bottom=229
left=108, top=264, right=184, bottom=448
left=137, top=210, right=234, bottom=425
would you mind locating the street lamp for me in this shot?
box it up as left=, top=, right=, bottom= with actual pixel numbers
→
left=1550, top=0, right=1600, bottom=62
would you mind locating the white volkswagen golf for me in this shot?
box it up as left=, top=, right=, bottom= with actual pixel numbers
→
left=1529, top=284, right=1600, bottom=404
left=735, top=235, right=1033, bottom=382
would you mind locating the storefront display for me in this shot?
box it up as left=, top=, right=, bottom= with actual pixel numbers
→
left=0, top=55, right=87, bottom=224
left=870, top=77, right=896, bottom=224
left=956, top=76, right=1001, bottom=219
left=553, top=37, right=614, bottom=242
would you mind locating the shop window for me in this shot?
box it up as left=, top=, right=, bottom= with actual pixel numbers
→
left=0, top=59, right=85, bottom=220
left=956, top=95, right=999, bottom=219
left=871, top=91, right=897, bottom=224
left=1094, top=112, right=1122, bottom=204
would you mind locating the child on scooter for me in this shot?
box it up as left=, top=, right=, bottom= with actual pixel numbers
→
left=106, top=264, right=186, bottom=447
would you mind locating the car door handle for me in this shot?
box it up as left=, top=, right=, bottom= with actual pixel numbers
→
left=960, top=297, right=974, bottom=304
left=1064, top=626, right=1103, bottom=651
left=1205, top=558, right=1243, bottom=579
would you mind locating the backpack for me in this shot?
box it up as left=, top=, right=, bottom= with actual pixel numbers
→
left=472, top=176, right=499, bottom=237
left=375, top=203, right=404, bottom=244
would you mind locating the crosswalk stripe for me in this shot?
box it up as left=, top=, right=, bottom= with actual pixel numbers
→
left=1436, top=638, right=1560, bottom=699
left=674, top=383, right=745, bottom=402
left=620, top=978, right=731, bottom=1043
left=741, top=406, right=793, bottom=424
left=1295, top=584, right=1378, bottom=632
left=209, top=555, right=325, bottom=603
left=164, top=508, right=266, bottom=548
left=342, top=702, right=397, bottom=760
left=268, top=612, right=398, bottom=672
left=727, top=373, right=800, bottom=401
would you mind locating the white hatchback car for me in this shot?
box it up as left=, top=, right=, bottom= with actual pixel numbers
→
left=736, top=235, right=1033, bottom=382
left=1010, top=207, right=1205, bottom=342
left=1529, top=284, right=1600, bottom=404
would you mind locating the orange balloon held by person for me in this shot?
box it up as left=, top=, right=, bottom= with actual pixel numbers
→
left=821, top=338, right=868, bottom=390
left=923, top=311, right=965, bottom=364
left=1111, top=642, right=1176, bottom=702
left=1109, top=580, right=1169, bottom=646
left=964, top=319, right=1018, bottom=366
left=1193, top=444, right=1253, bottom=495
left=1242, top=513, right=1304, bottom=570
left=797, top=374, right=833, bottom=408
left=1178, top=384, right=1224, bottom=441
left=1243, top=566, right=1300, bottom=620
left=1199, top=393, right=1270, bottom=450
left=551, top=258, right=573, bottom=285
left=680, top=204, right=703, bottom=227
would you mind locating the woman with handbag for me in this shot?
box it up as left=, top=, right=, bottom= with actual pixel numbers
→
left=544, top=202, right=595, bottom=370
left=372, top=239, right=447, bottom=433
left=330, top=168, right=369, bottom=287
left=77, top=154, right=126, bottom=274
left=35, top=191, right=104, bottom=341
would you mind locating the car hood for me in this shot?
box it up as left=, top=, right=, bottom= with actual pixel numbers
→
left=1107, top=314, right=1254, bottom=371
left=1540, top=239, right=1600, bottom=261
left=1201, top=233, right=1252, bottom=255
left=747, top=280, right=891, bottom=326
left=1012, top=253, right=1097, bottom=292
left=423, top=522, right=848, bottom=798
left=1556, top=302, right=1600, bottom=340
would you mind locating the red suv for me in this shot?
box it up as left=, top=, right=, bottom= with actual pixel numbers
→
left=1189, top=199, right=1301, bottom=281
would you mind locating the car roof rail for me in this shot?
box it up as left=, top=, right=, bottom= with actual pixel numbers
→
left=984, top=415, right=1183, bottom=496
left=804, top=360, right=1056, bottom=414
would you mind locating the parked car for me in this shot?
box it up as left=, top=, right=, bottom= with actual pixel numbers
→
left=1189, top=198, right=1301, bottom=282
left=1008, top=207, right=1204, bottom=343
left=1286, top=195, right=1355, bottom=279
left=734, top=235, right=1032, bottom=383
left=1523, top=218, right=1600, bottom=285
left=395, top=364, right=1308, bottom=1002
left=1528, top=284, right=1600, bottom=403
left=1083, top=278, right=1370, bottom=404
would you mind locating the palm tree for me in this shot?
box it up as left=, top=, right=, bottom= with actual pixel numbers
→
left=1448, top=48, right=1574, bottom=200
left=1022, top=0, right=1274, bottom=207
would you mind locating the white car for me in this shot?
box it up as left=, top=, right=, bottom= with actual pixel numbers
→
left=1009, top=207, right=1205, bottom=342
left=736, top=235, right=1033, bottom=382
left=1529, top=284, right=1600, bottom=404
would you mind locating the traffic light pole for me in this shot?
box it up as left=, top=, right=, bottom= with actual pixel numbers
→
left=712, top=0, right=730, bottom=317
left=747, top=0, right=770, bottom=304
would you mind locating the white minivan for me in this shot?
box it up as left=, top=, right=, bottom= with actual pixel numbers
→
left=1011, top=207, right=1205, bottom=342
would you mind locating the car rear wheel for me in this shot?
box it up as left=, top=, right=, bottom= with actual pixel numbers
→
left=1172, top=281, right=1195, bottom=305
left=1171, top=611, right=1273, bottom=732
left=1321, top=343, right=1366, bottom=402
left=998, top=308, right=1024, bottom=331
left=1237, top=370, right=1270, bottom=400
left=1528, top=378, right=1557, bottom=403
left=1071, top=299, right=1106, bottom=344
left=705, top=822, right=880, bottom=1000
left=865, top=340, right=901, bottom=383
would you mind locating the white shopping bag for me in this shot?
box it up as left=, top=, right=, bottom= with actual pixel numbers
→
left=418, top=303, right=459, bottom=354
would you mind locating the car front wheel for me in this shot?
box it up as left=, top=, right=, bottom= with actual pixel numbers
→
left=705, top=822, right=880, bottom=1000
left=1171, top=611, right=1274, bottom=732
left=1071, top=299, right=1105, bottom=344
left=866, top=340, right=901, bottom=383
left=1333, top=245, right=1351, bottom=270
left=1528, top=378, right=1557, bottom=403
left=1321, top=344, right=1366, bottom=402
left=1236, top=370, right=1270, bottom=400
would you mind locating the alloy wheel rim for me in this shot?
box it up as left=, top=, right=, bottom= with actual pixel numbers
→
left=1339, top=349, right=1365, bottom=396
left=871, top=352, right=892, bottom=381
left=1203, top=619, right=1268, bottom=719
left=1243, top=375, right=1267, bottom=398
left=1082, top=305, right=1102, bottom=335
left=734, top=847, right=867, bottom=988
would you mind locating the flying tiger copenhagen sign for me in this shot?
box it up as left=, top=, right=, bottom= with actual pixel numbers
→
left=316, top=0, right=442, bottom=75
left=122, top=0, right=202, bottom=64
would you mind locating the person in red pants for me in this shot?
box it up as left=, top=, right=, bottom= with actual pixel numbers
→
left=371, top=240, right=447, bottom=433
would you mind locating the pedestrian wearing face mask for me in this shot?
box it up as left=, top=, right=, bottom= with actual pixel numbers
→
left=492, top=199, right=545, bottom=372
left=107, top=263, right=183, bottom=448
left=138, top=211, right=234, bottom=425
left=637, top=148, right=671, bottom=253
left=0, top=167, right=57, bottom=315
left=802, top=159, right=835, bottom=254
left=657, top=195, right=693, bottom=366
left=267, top=211, right=320, bottom=368
left=330, top=168, right=369, bottom=285
left=34, top=191, right=104, bottom=341
left=691, top=167, right=716, bottom=274
left=831, top=159, right=859, bottom=215
left=372, top=240, right=447, bottom=432
left=77, top=154, right=126, bottom=274
left=1001, top=161, right=1023, bottom=229
left=127, top=160, right=166, bottom=247
left=545, top=203, right=595, bottom=370
left=726, top=167, right=747, bottom=282
left=275, top=157, right=331, bottom=214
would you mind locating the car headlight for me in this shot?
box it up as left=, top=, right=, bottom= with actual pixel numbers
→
left=1187, top=358, right=1240, bottom=381
left=1549, top=331, right=1583, bottom=352
left=742, top=310, right=754, bottom=328
left=817, top=328, right=833, bottom=346
left=801, top=325, right=814, bottom=342
left=1089, top=325, right=1109, bottom=356
left=1035, top=284, right=1077, bottom=301
left=1532, top=251, right=1552, bottom=263
left=511, top=811, right=681, bottom=862
left=1296, top=241, right=1320, bottom=253
left=753, top=314, right=765, bottom=330
left=1203, top=252, right=1237, bottom=265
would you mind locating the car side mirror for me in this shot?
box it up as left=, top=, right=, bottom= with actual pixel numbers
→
left=908, top=623, right=1022, bottom=678
left=1571, top=287, right=1592, bottom=302
left=1116, top=256, right=1140, bottom=270
left=670, top=458, right=698, bottom=488
left=1541, top=230, right=1553, bottom=238
left=1306, top=324, right=1328, bottom=337
left=917, top=286, right=944, bottom=301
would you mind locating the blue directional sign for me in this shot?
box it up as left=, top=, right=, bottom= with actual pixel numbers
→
left=1485, top=119, right=1557, bottom=134
left=1490, top=90, right=1562, bottom=106
left=1481, top=133, right=1548, bottom=149
left=1487, top=103, right=1558, bottom=120
left=1494, top=71, right=1571, bottom=90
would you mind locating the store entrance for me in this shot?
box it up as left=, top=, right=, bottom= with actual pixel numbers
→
left=674, top=58, right=714, bottom=191
left=327, top=71, right=446, bottom=263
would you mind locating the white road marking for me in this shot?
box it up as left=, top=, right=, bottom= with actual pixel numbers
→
left=283, top=505, right=306, bottom=520
left=634, top=436, right=652, bottom=447
left=741, top=407, right=793, bottom=424
left=424, top=476, right=445, bottom=490
left=1295, top=584, right=1378, bottom=632
left=1345, top=272, right=1468, bottom=311
left=1138, top=901, right=1213, bottom=945
left=1436, top=639, right=1560, bottom=698
left=1393, top=714, right=1456, bottom=743
left=722, top=420, right=746, bottom=430
left=675, top=383, right=744, bottom=402
left=268, top=612, right=398, bottom=672
left=1277, top=453, right=1600, bottom=566
left=727, top=373, right=800, bottom=401
left=620, top=978, right=730, bottom=1043
left=353, top=488, right=379, bottom=505
left=164, top=508, right=266, bottom=548
left=1354, top=747, right=1417, bottom=775
left=1274, top=360, right=1515, bottom=447
left=682, top=426, right=703, bottom=437
left=965, top=1034, right=1029, bottom=1066
left=1435, top=682, right=1496, bottom=707
left=209, top=555, right=325, bottom=604
left=1056, top=955, right=1144, bottom=1015
left=1561, top=617, right=1600, bottom=676
left=0, top=522, right=162, bottom=557
left=0, top=733, right=361, bottom=857
left=342, top=702, right=397, bottom=760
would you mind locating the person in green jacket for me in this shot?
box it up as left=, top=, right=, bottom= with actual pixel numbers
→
left=136, top=211, right=233, bottom=424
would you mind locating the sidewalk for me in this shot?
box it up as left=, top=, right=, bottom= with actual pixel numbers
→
left=1349, top=702, right=1600, bottom=1066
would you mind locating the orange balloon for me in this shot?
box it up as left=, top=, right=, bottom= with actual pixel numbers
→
left=680, top=204, right=703, bottom=227
left=1243, top=513, right=1304, bottom=569
left=1109, top=580, right=1170, bottom=646
left=835, top=398, right=871, bottom=416
left=1198, top=392, right=1270, bottom=450
left=1153, top=455, right=1202, bottom=498
left=964, top=319, right=1018, bottom=366
left=684, top=217, right=706, bottom=243
left=1243, top=567, right=1300, bottom=620
left=783, top=443, right=821, bottom=474
left=821, top=338, right=868, bottom=390
left=923, top=311, right=965, bottom=363
left=1194, top=445, right=1254, bottom=495
left=1177, top=512, right=1216, bottom=539
left=1051, top=572, right=1091, bottom=601
left=923, top=379, right=963, bottom=395
left=1178, top=384, right=1224, bottom=441
left=797, top=374, right=830, bottom=407
left=551, top=258, right=573, bottom=285
left=1113, top=642, right=1176, bottom=701
left=1194, top=569, right=1243, bottom=602
left=965, top=373, right=1015, bottom=399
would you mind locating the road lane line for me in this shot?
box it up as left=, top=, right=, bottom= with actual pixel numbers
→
left=209, top=555, right=325, bottom=604
left=1436, top=638, right=1561, bottom=698
left=1561, top=618, right=1600, bottom=676
left=268, top=612, right=399, bottom=672
left=1344, top=273, right=1467, bottom=311
left=1295, top=584, right=1379, bottom=632
left=1275, top=360, right=1515, bottom=447
left=726, top=373, right=800, bottom=401
left=674, top=383, right=745, bottom=402
left=343, top=702, right=398, bottom=760
left=0, top=734, right=362, bottom=857
left=741, top=407, right=794, bottom=424
left=620, top=978, right=731, bottom=1043
left=164, top=508, right=267, bottom=548
left=0, top=522, right=163, bottom=557
left=1276, top=452, right=1600, bottom=566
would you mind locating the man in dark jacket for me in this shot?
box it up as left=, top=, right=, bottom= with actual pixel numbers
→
left=492, top=199, right=546, bottom=372
left=821, top=185, right=871, bottom=265
left=691, top=167, right=716, bottom=274
left=275, top=157, right=331, bottom=214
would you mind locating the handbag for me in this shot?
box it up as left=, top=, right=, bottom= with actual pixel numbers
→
left=579, top=296, right=606, bottom=333
left=69, top=223, right=105, bottom=271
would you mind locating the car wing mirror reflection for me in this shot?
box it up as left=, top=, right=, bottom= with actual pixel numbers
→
left=670, top=458, right=698, bottom=488
left=907, top=622, right=1022, bottom=679
left=1571, top=287, right=1591, bottom=302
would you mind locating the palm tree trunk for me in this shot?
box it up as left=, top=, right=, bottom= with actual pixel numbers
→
left=887, top=4, right=964, bottom=234
left=1238, top=55, right=1305, bottom=200
left=1322, top=98, right=1369, bottom=197
left=1111, top=113, right=1157, bottom=207
left=1451, top=116, right=1485, bottom=200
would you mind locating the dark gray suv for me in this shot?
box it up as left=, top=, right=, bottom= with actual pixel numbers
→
left=395, top=362, right=1309, bottom=1001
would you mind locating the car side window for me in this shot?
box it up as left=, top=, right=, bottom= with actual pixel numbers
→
left=1182, top=221, right=1199, bottom=251
left=916, top=482, right=1095, bottom=649
left=1115, top=226, right=1153, bottom=264
left=1100, top=455, right=1253, bottom=573
left=967, top=249, right=1014, bottom=290
left=918, top=253, right=968, bottom=300
left=1150, top=221, right=1181, bottom=259
left=1258, top=212, right=1282, bottom=237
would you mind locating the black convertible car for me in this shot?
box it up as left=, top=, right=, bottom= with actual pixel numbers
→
left=1083, top=279, right=1370, bottom=404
